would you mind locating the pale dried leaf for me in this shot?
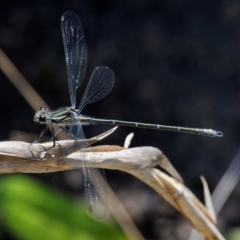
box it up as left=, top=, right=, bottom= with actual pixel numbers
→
left=200, top=176, right=216, bottom=224
left=124, top=132, right=134, bottom=148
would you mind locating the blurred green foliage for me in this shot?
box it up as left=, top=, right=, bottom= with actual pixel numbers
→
left=0, top=175, right=127, bottom=240
left=225, top=227, right=240, bottom=240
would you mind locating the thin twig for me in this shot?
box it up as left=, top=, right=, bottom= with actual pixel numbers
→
left=0, top=48, right=49, bottom=111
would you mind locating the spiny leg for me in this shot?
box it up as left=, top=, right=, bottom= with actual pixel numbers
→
left=50, top=126, right=56, bottom=148
left=29, top=125, right=56, bottom=153
left=37, top=126, right=57, bottom=153
left=49, top=128, right=63, bottom=142
left=30, top=125, right=48, bottom=147
left=60, top=126, right=78, bottom=140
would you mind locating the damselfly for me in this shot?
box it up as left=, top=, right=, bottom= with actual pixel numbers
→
left=34, top=11, right=223, bottom=218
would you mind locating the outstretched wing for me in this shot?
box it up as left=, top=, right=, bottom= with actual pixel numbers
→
left=78, top=66, right=115, bottom=112
left=68, top=122, right=108, bottom=219
left=61, top=11, right=87, bottom=108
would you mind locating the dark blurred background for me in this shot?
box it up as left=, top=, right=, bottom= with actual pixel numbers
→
left=0, top=0, right=239, bottom=239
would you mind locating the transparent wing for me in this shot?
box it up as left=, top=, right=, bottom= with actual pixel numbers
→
left=69, top=121, right=108, bottom=219
left=78, top=66, right=114, bottom=112
left=61, top=11, right=87, bottom=108
left=84, top=167, right=108, bottom=218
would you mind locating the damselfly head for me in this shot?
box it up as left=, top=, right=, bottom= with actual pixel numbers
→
left=34, top=107, right=50, bottom=124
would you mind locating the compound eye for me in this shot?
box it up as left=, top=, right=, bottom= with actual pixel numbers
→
left=39, top=115, right=46, bottom=123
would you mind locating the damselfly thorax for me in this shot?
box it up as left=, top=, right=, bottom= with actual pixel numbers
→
left=34, top=106, right=77, bottom=126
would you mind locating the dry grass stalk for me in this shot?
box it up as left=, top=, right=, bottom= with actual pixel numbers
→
left=0, top=129, right=224, bottom=240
